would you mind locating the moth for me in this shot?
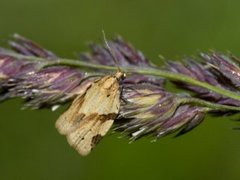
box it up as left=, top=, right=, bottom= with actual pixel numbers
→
left=55, top=71, right=125, bottom=156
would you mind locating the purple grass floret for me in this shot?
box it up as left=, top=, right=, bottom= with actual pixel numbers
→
left=0, top=34, right=240, bottom=140
left=167, top=54, right=240, bottom=106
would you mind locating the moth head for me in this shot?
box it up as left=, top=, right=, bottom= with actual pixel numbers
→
left=114, top=71, right=126, bottom=80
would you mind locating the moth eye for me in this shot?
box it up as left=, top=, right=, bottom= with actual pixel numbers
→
left=107, top=94, right=110, bottom=97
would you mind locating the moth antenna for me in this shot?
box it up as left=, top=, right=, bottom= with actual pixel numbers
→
left=102, top=30, right=121, bottom=72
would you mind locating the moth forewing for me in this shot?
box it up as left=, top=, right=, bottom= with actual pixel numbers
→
left=66, top=114, right=115, bottom=156
left=55, top=95, right=85, bottom=135
left=55, top=71, right=124, bottom=156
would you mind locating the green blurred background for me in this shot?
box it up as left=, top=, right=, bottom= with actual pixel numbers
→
left=1, top=0, right=240, bottom=179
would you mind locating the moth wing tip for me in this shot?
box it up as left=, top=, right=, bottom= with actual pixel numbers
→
left=67, top=135, right=92, bottom=156
left=55, top=118, right=68, bottom=135
left=77, top=149, right=91, bottom=156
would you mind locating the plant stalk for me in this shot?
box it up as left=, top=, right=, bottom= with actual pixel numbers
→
left=179, top=97, right=240, bottom=111
left=4, top=51, right=240, bottom=103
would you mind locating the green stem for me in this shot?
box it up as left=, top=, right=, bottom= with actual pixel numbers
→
left=179, top=97, right=240, bottom=111
left=4, top=52, right=240, bottom=102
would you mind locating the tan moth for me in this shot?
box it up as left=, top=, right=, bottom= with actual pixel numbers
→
left=56, top=33, right=125, bottom=156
